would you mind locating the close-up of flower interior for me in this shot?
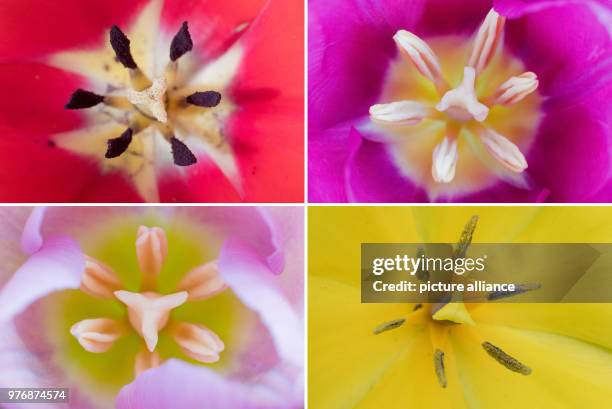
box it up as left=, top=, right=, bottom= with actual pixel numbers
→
left=0, top=0, right=304, bottom=202
left=1, top=0, right=612, bottom=408
left=309, top=206, right=612, bottom=408
left=0, top=207, right=304, bottom=409
left=309, top=0, right=612, bottom=202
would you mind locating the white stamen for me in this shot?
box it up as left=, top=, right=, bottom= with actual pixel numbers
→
left=369, top=101, right=433, bottom=126
left=127, top=76, right=168, bottom=123
left=480, top=128, right=528, bottom=172
left=468, top=9, right=506, bottom=75
left=394, top=30, right=446, bottom=89
left=114, top=290, right=188, bottom=352
left=436, top=67, right=489, bottom=122
left=176, top=261, right=227, bottom=301
left=489, top=72, right=538, bottom=106
left=432, top=137, right=458, bottom=183
left=70, top=318, right=125, bottom=353
left=172, top=322, right=224, bottom=363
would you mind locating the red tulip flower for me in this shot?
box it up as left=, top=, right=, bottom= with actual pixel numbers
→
left=0, top=0, right=304, bottom=202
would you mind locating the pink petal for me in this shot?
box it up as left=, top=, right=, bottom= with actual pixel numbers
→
left=260, top=207, right=304, bottom=310
left=0, top=208, right=31, bottom=283
left=218, top=238, right=303, bottom=367
left=20, top=207, right=46, bottom=255
left=0, top=234, right=84, bottom=323
left=174, top=207, right=285, bottom=273
left=116, top=359, right=296, bottom=409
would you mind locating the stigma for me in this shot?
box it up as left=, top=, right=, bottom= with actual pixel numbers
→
left=71, top=225, right=227, bottom=377
left=370, top=9, right=540, bottom=189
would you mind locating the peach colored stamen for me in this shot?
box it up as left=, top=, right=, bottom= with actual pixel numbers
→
left=71, top=225, right=228, bottom=377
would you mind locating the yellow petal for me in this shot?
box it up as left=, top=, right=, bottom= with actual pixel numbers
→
left=308, top=207, right=420, bottom=287
left=354, top=331, right=468, bottom=409
left=452, top=323, right=612, bottom=408
left=309, top=277, right=424, bottom=409
left=411, top=206, right=539, bottom=243
left=471, top=303, right=612, bottom=350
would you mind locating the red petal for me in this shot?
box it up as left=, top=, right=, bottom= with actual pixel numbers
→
left=0, top=137, right=140, bottom=202
left=0, top=62, right=143, bottom=202
left=161, top=0, right=267, bottom=59
left=0, top=62, right=86, bottom=140
left=227, top=0, right=305, bottom=202
left=0, top=0, right=149, bottom=60
left=158, top=161, right=241, bottom=202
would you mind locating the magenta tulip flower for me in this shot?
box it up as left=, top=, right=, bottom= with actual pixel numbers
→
left=0, top=206, right=303, bottom=408
left=309, top=0, right=612, bottom=202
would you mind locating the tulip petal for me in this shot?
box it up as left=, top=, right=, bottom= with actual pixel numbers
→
left=494, top=0, right=612, bottom=19
left=452, top=323, right=612, bottom=407
left=0, top=62, right=143, bottom=202
left=527, top=102, right=611, bottom=201
left=0, top=235, right=84, bottom=323
left=309, top=277, right=434, bottom=408
left=161, top=0, right=267, bottom=60
left=226, top=0, right=304, bottom=202
left=0, top=208, right=32, bottom=284
left=309, top=0, right=426, bottom=129
left=504, top=2, right=612, bottom=103
left=471, top=303, right=612, bottom=351
left=20, top=207, right=46, bottom=255
left=218, top=238, right=302, bottom=367
left=0, top=0, right=148, bottom=61
left=345, top=128, right=430, bottom=202
left=309, top=124, right=356, bottom=202
left=116, top=359, right=293, bottom=409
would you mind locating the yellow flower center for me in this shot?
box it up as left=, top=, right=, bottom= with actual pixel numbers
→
left=372, top=214, right=533, bottom=388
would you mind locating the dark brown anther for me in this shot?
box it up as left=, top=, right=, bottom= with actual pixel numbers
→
left=186, top=91, right=222, bottom=108
left=110, top=25, right=138, bottom=69
left=105, top=128, right=133, bottom=158
left=170, top=21, right=193, bottom=61
left=170, top=137, right=197, bottom=166
left=65, top=89, right=105, bottom=109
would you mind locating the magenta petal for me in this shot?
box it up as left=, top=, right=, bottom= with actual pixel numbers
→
left=416, top=0, right=491, bottom=36
left=219, top=238, right=303, bottom=367
left=504, top=2, right=612, bottom=101
left=309, top=126, right=351, bottom=202
left=495, top=0, right=612, bottom=18
left=309, top=0, right=426, bottom=129
left=346, top=128, right=430, bottom=202
left=527, top=103, right=611, bottom=201
left=116, top=360, right=292, bottom=409
left=0, top=235, right=84, bottom=323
